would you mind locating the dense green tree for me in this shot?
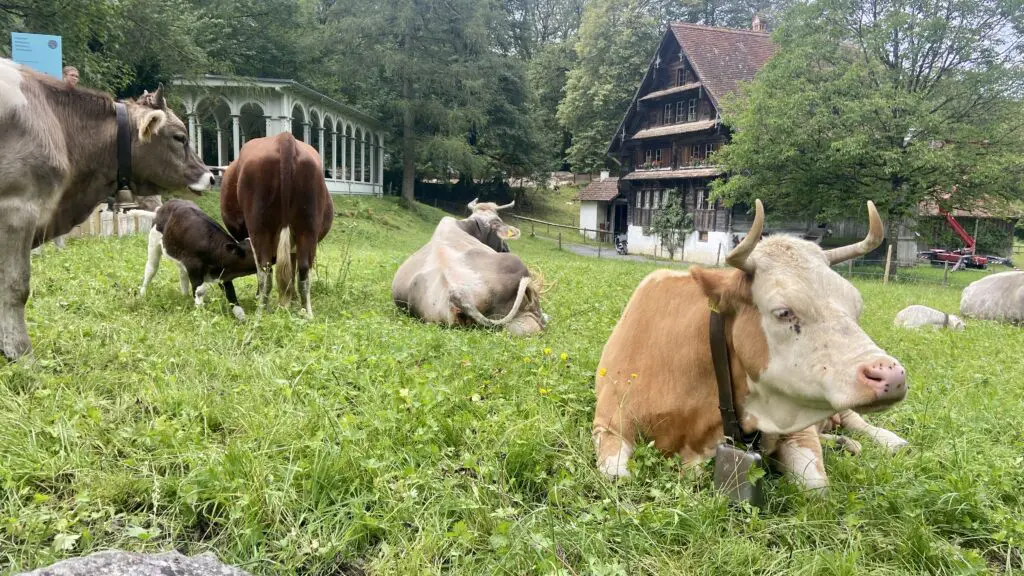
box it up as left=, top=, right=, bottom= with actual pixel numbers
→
left=712, top=0, right=1024, bottom=223
left=527, top=41, right=575, bottom=172
left=646, top=188, right=693, bottom=259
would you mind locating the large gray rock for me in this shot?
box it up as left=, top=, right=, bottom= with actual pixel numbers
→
left=960, top=271, right=1024, bottom=324
left=15, top=550, right=253, bottom=576
left=894, top=304, right=965, bottom=331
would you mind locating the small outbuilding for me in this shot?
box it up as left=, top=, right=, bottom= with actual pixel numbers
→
left=577, top=171, right=625, bottom=242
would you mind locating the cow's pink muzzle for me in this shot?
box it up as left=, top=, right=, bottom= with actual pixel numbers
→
left=857, top=359, right=907, bottom=408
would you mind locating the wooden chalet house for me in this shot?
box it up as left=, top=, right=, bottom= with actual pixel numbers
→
left=579, top=18, right=775, bottom=263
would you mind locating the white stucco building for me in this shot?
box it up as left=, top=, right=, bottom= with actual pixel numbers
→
left=171, top=75, right=385, bottom=196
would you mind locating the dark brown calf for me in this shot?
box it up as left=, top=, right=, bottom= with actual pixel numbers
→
left=220, top=132, right=333, bottom=316
left=131, top=199, right=255, bottom=319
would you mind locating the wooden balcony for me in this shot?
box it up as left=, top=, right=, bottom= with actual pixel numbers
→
left=694, top=209, right=718, bottom=231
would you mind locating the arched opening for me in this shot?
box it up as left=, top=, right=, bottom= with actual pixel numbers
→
left=195, top=96, right=231, bottom=168
left=291, top=104, right=306, bottom=141
left=239, top=102, right=266, bottom=147
left=345, top=124, right=354, bottom=180
left=323, top=114, right=335, bottom=179
left=309, top=109, right=322, bottom=162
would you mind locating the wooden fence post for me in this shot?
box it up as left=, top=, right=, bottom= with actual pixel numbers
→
left=598, top=243, right=601, bottom=258
left=883, top=244, right=893, bottom=285
left=558, top=232, right=562, bottom=251
left=531, top=222, right=535, bottom=237
left=112, top=207, right=120, bottom=237
left=943, top=260, right=950, bottom=286
left=716, top=243, right=722, bottom=267
left=92, top=207, right=101, bottom=236
left=847, top=259, right=853, bottom=278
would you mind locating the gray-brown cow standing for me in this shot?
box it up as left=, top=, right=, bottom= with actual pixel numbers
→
left=0, top=58, right=213, bottom=360
left=391, top=199, right=548, bottom=335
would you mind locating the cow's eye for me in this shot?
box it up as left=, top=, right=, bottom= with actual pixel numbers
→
left=173, top=133, right=187, bottom=144
left=772, top=308, right=795, bottom=321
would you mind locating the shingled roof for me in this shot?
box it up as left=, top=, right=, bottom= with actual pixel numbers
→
left=668, top=23, right=775, bottom=106
left=578, top=177, right=620, bottom=202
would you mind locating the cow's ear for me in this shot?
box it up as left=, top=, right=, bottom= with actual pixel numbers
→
left=691, top=267, right=752, bottom=313
left=138, top=110, right=167, bottom=142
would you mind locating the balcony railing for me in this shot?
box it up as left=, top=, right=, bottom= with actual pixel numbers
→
left=630, top=159, right=718, bottom=173
left=694, top=208, right=718, bottom=231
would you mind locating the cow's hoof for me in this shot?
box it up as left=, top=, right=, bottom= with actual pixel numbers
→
left=138, top=287, right=146, bottom=297
left=886, top=439, right=910, bottom=453
left=231, top=306, right=246, bottom=321
left=837, top=437, right=862, bottom=456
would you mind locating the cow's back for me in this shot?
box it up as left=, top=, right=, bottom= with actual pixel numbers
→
left=961, top=271, right=1024, bottom=322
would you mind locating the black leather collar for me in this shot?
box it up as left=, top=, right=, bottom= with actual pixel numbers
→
left=709, top=303, right=761, bottom=450
left=112, top=101, right=132, bottom=208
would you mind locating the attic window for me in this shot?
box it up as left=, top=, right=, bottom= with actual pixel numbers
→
left=677, top=68, right=687, bottom=86
left=664, top=104, right=672, bottom=124
left=688, top=99, right=697, bottom=122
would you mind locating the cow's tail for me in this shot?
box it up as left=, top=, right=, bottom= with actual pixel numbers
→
left=126, top=209, right=157, bottom=221
left=275, top=226, right=294, bottom=307
left=275, top=133, right=296, bottom=308
left=452, top=276, right=531, bottom=327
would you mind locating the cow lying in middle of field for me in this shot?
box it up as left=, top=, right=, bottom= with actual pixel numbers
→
left=130, top=199, right=256, bottom=320
left=593, top=199, right=909, bottom=491
left=894, top=304, right=965, bottom=331
left=391, top=199, right=548, bottom=335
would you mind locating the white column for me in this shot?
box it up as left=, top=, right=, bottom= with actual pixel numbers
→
left=231, top=115, right=241, bottom=159
left=341, top=129, right=347, bottom=180
left=265, top=116, right=273, bottom=137
left=318, top=127, right=325, bottom=162
left=377, top=133, right=384, bottom=191
left=216, top=126, right=224, bottom=167
left=196, top=126, right=204, bottom=164
left=331, top=131, right=338, bottom=179
left=282, top=116, right=292, bottom=133
left=188, top=114, right=198, bottom=152
left=350, top=132, right=356, bottom=181
left=303, top=122, right=311, bottom=143
left=360, top=134, right=366, bottom=183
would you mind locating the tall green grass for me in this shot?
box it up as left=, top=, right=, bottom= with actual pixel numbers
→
left=1, top=195, right=1022, bottom=575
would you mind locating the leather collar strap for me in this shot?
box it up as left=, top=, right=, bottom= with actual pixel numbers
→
left=942, top=312, right=950, bottom=328
left=709, top=304, right=760, bottom=450
left=114, top=102, right=132, bottom=194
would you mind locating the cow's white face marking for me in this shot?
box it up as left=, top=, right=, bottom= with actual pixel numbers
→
left=596, top=440, right=633, bottom=479
left=188, top=172, right=215, bottom=192
left=0, top=59, right=27, bottom=114
left=742, top=236, right=900, bottom=435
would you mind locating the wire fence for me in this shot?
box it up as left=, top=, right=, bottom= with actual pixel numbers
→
left=830, top=257, right=1016, bottom=289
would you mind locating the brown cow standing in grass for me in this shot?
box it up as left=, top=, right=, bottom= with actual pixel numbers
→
left=593, top=199, right=909, bottom=491
left=0, top=58, right=213, bottom=360
left=220, top=132, right=333, bottom=316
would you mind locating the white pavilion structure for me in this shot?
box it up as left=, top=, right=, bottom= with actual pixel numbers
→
left=170, top=75, right=385, bottom=196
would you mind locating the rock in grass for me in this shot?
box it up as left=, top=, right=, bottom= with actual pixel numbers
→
left=894, top=304, right=965, bottom=331
left=960, top=271, right=1024, bottom=324
left=14, top=550, right=252, bottom=576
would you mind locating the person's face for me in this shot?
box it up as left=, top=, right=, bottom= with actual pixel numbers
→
left=65, top=69, right=79, bottom=86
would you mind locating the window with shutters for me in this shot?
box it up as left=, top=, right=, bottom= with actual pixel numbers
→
left=688, top=99, right=696, bottom=122
left=664, top=104, right=672, bottom=124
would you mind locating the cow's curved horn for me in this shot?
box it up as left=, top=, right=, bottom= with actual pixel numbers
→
left=497, top=200, right=515, bottom=211
left=726, top=199, right=764, bottom=272
left=824, top=201, right=884, bottom=265
left=467, top=197, right=479, bottom=210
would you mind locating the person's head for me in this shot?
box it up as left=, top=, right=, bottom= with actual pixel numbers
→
left=63, top=66, right=79, bottom=86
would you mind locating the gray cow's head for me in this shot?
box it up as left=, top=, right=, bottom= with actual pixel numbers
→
left=127, top=86, right=214, bottom=198
left=462, top=198, right=520, bottom=252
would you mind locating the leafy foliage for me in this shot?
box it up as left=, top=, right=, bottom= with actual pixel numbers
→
left=712, top=0, right=1024, bottom=221
left=645, top=188, right=693, bottom=259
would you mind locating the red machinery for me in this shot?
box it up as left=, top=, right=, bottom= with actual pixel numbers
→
left=919, top=208, right=988, bottom=270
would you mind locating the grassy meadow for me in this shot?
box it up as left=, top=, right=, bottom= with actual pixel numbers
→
left=2, top=194, right=1023, bottom=575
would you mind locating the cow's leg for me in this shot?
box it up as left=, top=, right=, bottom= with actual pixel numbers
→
left=139, top=228, right=163, bottom=296
left=251, top=234, right=278, bottom=312
left=176, top=263, right=190, bottom=296
left=836, top=409, right=909, bottom=452
left=221, top=281, right=245, bottom=321
left=189, top=270, right=207, bottom=307
left=773, top=425, right=828, bottom=492
left=593, top=425, right=634, bottom=479
left=295, top=232, right=316, bottom=318
left=0, top=199, right=37, bottom=360
left=53, top=234, right=66, bottom=250
left=819, top=433, right=862, bottom=456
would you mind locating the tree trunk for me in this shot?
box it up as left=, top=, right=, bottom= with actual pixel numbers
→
left=401, top=77, right=415, bottom=206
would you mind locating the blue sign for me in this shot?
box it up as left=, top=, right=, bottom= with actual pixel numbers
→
left=10, top=32, right=63, bottom=79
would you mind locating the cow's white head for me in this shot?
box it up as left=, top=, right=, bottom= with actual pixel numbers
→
left=127, top=86, right=214, bottom=197
left=691, top=199, right=907, bottom=435
left=465, top=198, right=520, bottom=253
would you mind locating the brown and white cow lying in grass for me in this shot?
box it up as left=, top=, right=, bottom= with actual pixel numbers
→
left=593, top=199, right=908, bottom=491
left=131, top=199, right=255, bottom=320
left=391, top=199, right=548, bottom=336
